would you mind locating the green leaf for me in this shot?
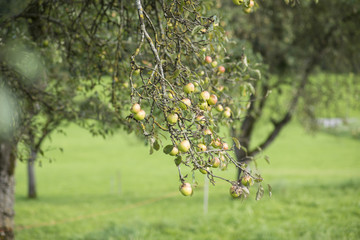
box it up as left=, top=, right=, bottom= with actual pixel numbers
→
left=204, top=134, right=212, bottom=145
left=232, top=137, right=241, bottom=149
left=256, top=184, right=264, bottom=201
left=171, top=69, right=180, bottom=80
left=192, top=25, right=203, bottom=35
left=153, top=140, right=160, bottom=151
left=174, top=156, right=182, bottom=166
left=163, top=144, right=174, bottom=154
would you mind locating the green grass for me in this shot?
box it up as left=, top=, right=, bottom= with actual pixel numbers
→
left=14, top=122, right=360, bottom=240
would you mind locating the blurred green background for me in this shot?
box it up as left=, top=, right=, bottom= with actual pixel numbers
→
left=14, top=120, right=360, bottom=239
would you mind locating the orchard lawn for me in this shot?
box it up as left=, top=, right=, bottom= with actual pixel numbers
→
left=14, top=122, right=360, bottom=240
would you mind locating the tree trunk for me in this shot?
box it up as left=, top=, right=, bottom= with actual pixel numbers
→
left=0, top=142, right=16, bottom=240
left=27, top=148, right=37, bottom=199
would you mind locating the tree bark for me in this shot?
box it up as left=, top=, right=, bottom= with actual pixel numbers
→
left=0, top=142, right=16, bottom=240
left=27, top=148, right=37, bottom=199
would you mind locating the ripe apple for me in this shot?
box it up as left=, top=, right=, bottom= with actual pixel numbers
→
left=207, top=94, right=218, bottom=105
left=215, top=104, right=224, bottom=112
left=200, top=91, right=210, bottom=101
left=196, top=115, right=206, bottom=124
left=205, top=56, right=212, bottom=64
left=184, top=83, right=195, bottom=94
left=203, top=129, right=212, bottom=135
left=249, top=0, right=254, bottom=7
left=180, top=98, right=191, bottom=110
left=211, top=157, right=221, bottom=168
left=179, top=182, right=193, bottom=196
left=241, top=175, right=254, bottom=186
left=232, top=0, right=243, bottom=5
left=223, top=110, right=231, bottom=118
left=197, top=143, right=207, bottom=152
left=218, top=66, right=225, bottom=73
left=134, top=109, right=146, bottom=121
left=230, top=185, right=242, bottom=198
left=169, top=146, right=179, bottom=156
left=130, top=103, right=141, bottom=114
left=167, top=113, right=178, bottom=125
left=222, top=142, right=229, bottom=150
left=178, top=140, right=191, bottom=152
left=211, top=138, right=222, bottom=148
left=211, top=61, right=218, bottom=68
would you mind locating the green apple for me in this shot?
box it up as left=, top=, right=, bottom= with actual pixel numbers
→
left=243, top=7, right=252, bottom=13
left=223, top=110, right=231, bottom=118
left=179, top=182, right=193, bottom=196
left=180, top=98, right=191, bottom=110
left=200, top=91, right=210, bottom=101
left=199, top=167, right=209, bottom=174
left=134, top=109, right=146, bottom=121
left=178, top=140, right=191, bottom=152
left=168, top=92, right=174, bottom=99
left=167, top=113, right=179, bottom=125
left=211, top=61, right=218, bottom=68
left=241, top=175, right=254, bottom=186
left=197, top=143, right=207, bottom=152
left=198, top=101, right=208, bottom=110
left=215, top=104, right=224, bottom=112
left=199, top=71, right=205, bottom=76
left=211, top=157, right=221, bottom=168
left=130, top=103, right=141, bottom=114
left=230, top=185, right=242, bottom=198
left=169, top=146, right=179, bottom=156
left=133, top=69, right=141, bottom=75
left=207, top=94, right=218, bottom=105
left=205, top=56, right=212, bottom=64
left=184, top=83, right=195, bottom=94
left=232, top=0, right=243, bottom=5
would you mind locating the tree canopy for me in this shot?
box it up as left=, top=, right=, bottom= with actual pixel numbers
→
left=1, top=1, right=263, bottom=238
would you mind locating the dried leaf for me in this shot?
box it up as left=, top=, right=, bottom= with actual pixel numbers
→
left=256, top=184, right=264, bottom=201
left=264, top=155, right=270, bottom=164
left=268, top=184, right=272, bottom=198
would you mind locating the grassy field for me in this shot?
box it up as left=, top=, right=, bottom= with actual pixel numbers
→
left=14, top=122, right=360, bottom=240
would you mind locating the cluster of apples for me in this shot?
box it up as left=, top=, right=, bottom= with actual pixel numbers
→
left=230, top=175, right=255, bottom=199
left=130, top=103, right=146, bottom=121
left=232, top=0, right=255, bottom=13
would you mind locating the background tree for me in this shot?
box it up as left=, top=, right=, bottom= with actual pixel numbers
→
left=0, top=1, right=263, bottom=239
left=220, top=0, right=360, bottom=178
